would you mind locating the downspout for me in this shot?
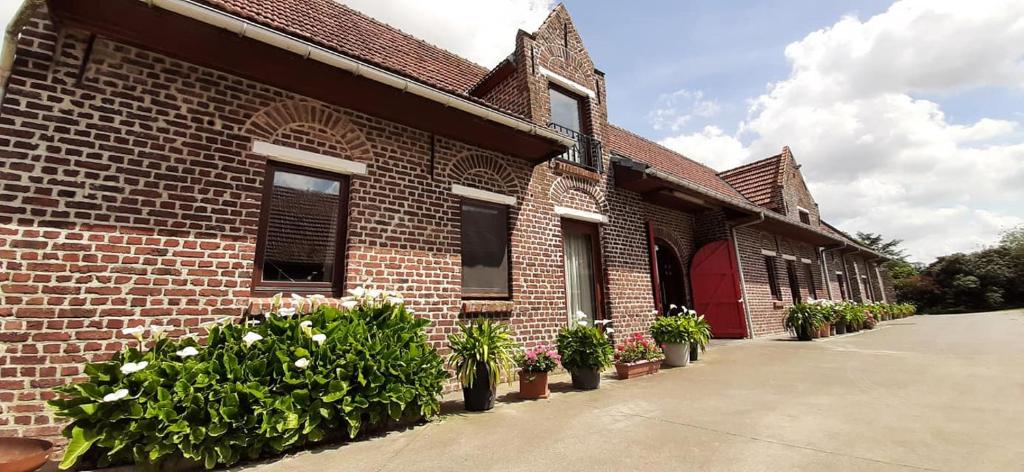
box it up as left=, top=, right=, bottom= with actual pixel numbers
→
left=818, top=241, right=845, bottom=300
left=729, top=212, right=764, bottom=339
left=136, top=0, right=575, bottom=148
left=0, top=0, right=44, bottom=105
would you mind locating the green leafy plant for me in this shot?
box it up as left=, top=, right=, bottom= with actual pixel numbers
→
left=49, top=289, right=446, bottom=470
left=684, top=314, right=713, bottom=352
left=649, top=316, right=691, bottom=345
left=785, top=303, right=824, bottom=339
left=445, top=320, right=518, bottom=391
left=556, top=325, right=613, bottom=371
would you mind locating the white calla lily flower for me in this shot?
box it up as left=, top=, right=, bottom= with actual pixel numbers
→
left=242, top=332, right=263, bottom=347
left=122, top=326, right=146, bottom=340
left=120, top=361, right=149, bottom=375
left=347, top=286, right=366, bottom=298
left=102, top=389, right=130, bottom=403
left=176, top=346, right=199, bottom=358
left=294, top=358, right=310, bottom=369
left=340, top=300, right=358, bottom=310
left=311, top=333, right=326, bottom=345
left=278, top=307, right=296, bottom=317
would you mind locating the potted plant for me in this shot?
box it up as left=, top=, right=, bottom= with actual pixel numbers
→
left=784, top=303, right=822, bottom=341
left=556, top=324, right=613, bottom=390
left=515, top=345, right=560, bottom=400
left=614, top=332, right=664, bottom=379
left=650, top=315, right=691, bottom=367
left=686, top=314, right=712, bottom=361
left=447, top=319, right=518, bottom=411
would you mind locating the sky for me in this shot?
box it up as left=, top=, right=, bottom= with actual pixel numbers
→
left=2, top=0, right=1021, bottom=263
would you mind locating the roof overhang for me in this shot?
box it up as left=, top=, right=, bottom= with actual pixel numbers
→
left=45, top=0, right=572, bottom=162
left=612, top=154, right=877, bottom=248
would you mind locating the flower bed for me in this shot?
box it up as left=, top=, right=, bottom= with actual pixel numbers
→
left=49, top=289, right=446, bottom=470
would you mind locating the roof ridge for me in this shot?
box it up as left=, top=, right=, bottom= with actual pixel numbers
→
left=606, top=123, right=723, bottom=175
left=336, top=2, right=489, bottom=74
left=718, top=153, right=782, bottom=176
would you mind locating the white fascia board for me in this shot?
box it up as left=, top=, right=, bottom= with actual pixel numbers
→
left=760, top=249, right=778, bottom=257
left=252, top=141, right=368, bottom=176
left=539, top=66, right=596, bottom=99
left=554, top=206, right=607, bottom=224
left=451, top=184, right=516, bottom=206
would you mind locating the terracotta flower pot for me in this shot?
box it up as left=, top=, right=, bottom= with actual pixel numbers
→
left=0, top=437, right=52, bottom=472
left=819, top=324, right=830, bottom=338
left=615, top=359, right=663, bottom=379
left=518, top=370, right=549, bottom=399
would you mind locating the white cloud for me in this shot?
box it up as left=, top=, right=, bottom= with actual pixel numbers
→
left=649, top=89, right=721, bottom=132
left=0, top=2, right=21, bottom=40
left=339, top=0, right=554, bottom=67
left=658, top=0, right=1024, bottom=262
left=660, top=126, right=749, bottom=171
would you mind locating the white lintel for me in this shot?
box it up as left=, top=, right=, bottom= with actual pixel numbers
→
left=252, top=141, right=368, bottom=176
left=451, top=184, right=516, bottom=206
left=760, top=249, right=778, bottom=257
left=782, top=254, right=797, bottom=261
left=539, top=66, right=597, bottom=99
left=800, top=258, right=813, bottom=264
left=555, top=206, right=607, bottom=224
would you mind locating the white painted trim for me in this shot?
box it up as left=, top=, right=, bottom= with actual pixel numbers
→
left=760, top=250, right=778, bottom=257
left=252, top=141, right=368, bottom=176
left=835, top=271, right=844, bottom=275
left=451, top=184, right=516, bottom=206
left=554, top=206, right=607, bottom=224
left=797, top=206, right=811, bottom=213
left=782, top=254, right=797, bottom=261
left=800, top=258, right=813, bottom=264
left=539, top=66, right=597, bottom=99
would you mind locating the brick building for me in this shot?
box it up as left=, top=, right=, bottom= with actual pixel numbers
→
left=0, top=0, right=894, bottom=438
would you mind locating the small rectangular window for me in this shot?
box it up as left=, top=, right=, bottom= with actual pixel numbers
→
left=804, top=264, right=818, bottom=299
left=786, top=260, right=802, bottom=304
left=461, top=200, right=510, bottom=298
left=799, top=209, right=811, bottom=225
left=254, top=162, right=348, bottom=295
left=765, top=256, right=782, bottom=300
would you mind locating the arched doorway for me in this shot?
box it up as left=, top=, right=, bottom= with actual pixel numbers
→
left=690, top=240, right=748, bottom=338
left=655, top=239, right=687, bottom=315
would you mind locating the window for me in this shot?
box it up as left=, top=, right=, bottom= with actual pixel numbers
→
left=804, top=264, right=818, bottom=299
left=253, top=162, right=348, bottom=294
left=549, top=86, right=583, bottom=134
left=837, top=272, right=848, bottom=300
left=764, top=256, right=782, bottom=300
left=862, top=275, right=873, bottom=301
left=798, top=209, right=811, bottom=225
left=786, top=260, right=802, bottom=304
left=461, top=200, right=510, bottom=298
left=563, top=220, right=604, bottom=323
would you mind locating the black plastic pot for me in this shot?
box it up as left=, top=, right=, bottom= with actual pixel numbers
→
left=462, top=365, right=495, bottom=411
left=690, top=343, right=700, bottom=362
left=835, top=323, right=847, bottom=335
left=569, top=367, right=601, bottom=390
left=796, top=325, right=814, bottom=341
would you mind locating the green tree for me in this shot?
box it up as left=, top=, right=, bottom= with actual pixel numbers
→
left=856, top=231, right=908, bottom=260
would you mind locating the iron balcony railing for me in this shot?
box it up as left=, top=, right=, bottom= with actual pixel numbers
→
left=547, top=122, right=603, bottom=173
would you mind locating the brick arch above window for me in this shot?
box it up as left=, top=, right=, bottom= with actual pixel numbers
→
left=540, top=44, right=594, bottom=85
left=549, top=175, right=606, bottom=214
left=444, top=152, right=521, bottom=196
left=245, top=100, right=373, bottom=164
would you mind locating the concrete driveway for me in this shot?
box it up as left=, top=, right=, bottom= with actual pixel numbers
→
left=239, top=310, right=1024, bottom=472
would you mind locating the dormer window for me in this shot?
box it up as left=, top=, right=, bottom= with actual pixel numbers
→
left=798, top=208, right=811, bottom=225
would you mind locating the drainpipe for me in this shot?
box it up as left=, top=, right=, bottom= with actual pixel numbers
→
left=818, top=241, right=845, bottom=300
left=729, top=212, right=764, bottom=339
left=0, top=0, right=43, bottom=105
left=133, top=0, right=575, bottom=148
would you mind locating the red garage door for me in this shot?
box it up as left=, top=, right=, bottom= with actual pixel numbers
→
left=690, top=240, right=748, bottom=338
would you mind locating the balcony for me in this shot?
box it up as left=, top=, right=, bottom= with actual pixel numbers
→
left=547, top=122, right=603, bottom=173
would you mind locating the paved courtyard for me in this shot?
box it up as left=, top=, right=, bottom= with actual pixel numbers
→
left=240, top=310, right=1024, bottom=472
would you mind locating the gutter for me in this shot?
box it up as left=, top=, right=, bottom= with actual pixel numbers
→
left=136, top=0, right=575, bottom=149
left=729, top=212, right=764, bottom=339
left=0, top=0, right=44, bottom=105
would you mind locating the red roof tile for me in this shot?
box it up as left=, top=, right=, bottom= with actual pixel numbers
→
left=717, top=153, right=786, bottom=208
left=198, top=0, right=489, bottom=94
left=604, top=125, right=747, bottom=202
